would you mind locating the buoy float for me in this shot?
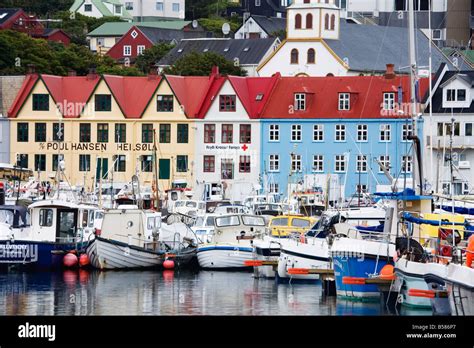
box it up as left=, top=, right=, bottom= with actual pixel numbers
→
left=379, top=264, right=395, bottom=280
left=466, top=235, right=474, bottom=268
left=79, top=254, right=90, bottom=267
left=63, top=252, right=78, bottom=268
left=163, top=259, right=175, bottom=269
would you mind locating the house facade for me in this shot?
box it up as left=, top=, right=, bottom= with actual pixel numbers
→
left=423, top=67, right=474, bottom=195
left=7, top=73, right=197, bottom=193
left=123, top=0, right=185, bottom=20
left=260, top=74, right=429, bottom=200
left=70, top=0, right=133, bottom=20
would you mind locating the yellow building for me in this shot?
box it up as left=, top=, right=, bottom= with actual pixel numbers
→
left=8, top=73, right=202, bottom=192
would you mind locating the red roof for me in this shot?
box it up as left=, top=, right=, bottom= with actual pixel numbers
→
left=165, top=75, right=213, bottom=118
left=8, top=74, right=38, bottom=118
left=260, top=75, right=429, bottom=119
left=195, top=74, right=227, bottom=119
left=103, top=75, right=161, bottom=118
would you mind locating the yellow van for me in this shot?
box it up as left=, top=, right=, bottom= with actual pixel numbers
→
left=269, top=215, right=318, bottom=237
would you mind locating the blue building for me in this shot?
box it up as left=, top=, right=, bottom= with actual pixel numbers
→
left=259, top=75, right=426, bottom=200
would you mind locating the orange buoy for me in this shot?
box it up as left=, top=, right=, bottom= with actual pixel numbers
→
left=79, top=254, right=90, bottom=267
left=299, top=234, right=306, bottom=244
left=466, top=235, right=474, bottom=268
left=63, top=252, right=78, bottom=268
left=163, top=259, right=175, bottom=269
left=379, top=264, right=395, bottom=280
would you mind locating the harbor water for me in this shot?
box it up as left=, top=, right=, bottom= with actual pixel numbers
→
left=0, top=270, right=432, bottom=316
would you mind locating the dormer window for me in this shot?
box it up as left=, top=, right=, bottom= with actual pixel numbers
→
left=447, top=89, right=466, bottom=102
left=294, top=93, right=306, bottom=111
left=447, top=89, right=456, bottom=101
left=115, top=5, right=122, bottom=14
left=338, top=93, right=350, bottom=110
left=383, top=92, right=396, bottom=110
left=458, top=89, right=466, bottom=101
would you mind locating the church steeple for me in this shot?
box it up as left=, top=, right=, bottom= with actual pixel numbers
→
left=287, top=0, right=340, bottom=40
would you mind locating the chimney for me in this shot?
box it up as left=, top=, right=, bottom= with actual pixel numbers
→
left=210, top=65, right=220, bottom=78
left=148, top=66, right=158, bottom=80
left=87, top=66, right=98, bottom=80
left=68, top=70, right=77, bottom=77
left=385, top=64, right=395, bottom=79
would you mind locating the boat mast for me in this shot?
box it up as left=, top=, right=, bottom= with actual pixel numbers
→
left=408, top=0, right=421, bottom=195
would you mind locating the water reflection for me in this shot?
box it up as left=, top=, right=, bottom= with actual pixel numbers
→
left=0, top=271, right=431, bottom=316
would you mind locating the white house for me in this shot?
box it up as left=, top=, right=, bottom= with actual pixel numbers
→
left=257, top=0, right=459, bottom=77
left=70, top=0, right=133, bottom=20
left=123, top=0, right=185, bottom=20
left=424, top=65, right=474, bottom=196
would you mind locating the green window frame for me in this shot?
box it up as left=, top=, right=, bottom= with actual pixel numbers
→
left=34, top=154, right=46, bottom=172
left=17, top=123, right=29, bottom=142
left=95, top=94, right=112, bottom=112
left=159, top=124, right=170, bottom=143
left=53, top=123, right=64, bottom=141
left=35, top=123, right=46, bottom=142
left=177, top=124, right=188, bottom=143
left=79, top=123, right=91, bottom=142
left=115, top=123, right=126, bottom=143
left=32, top=94, right=49, bottom=111
left=142, top=124, right=154, bottom=143
left=157, top=95, right=173, bottom=112
left=97, top=123, right=109, bottom=143
left=176, top=155, right=188, bottom=172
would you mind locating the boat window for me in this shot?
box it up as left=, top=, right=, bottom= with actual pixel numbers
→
left=242, top=216, right=266, bottom=226
left=155, top=217, right=161, bottom=228
left=171, top=192, right=178, bottom=200
left=215, top=215, right=240, bottom=227
left=194, top=216, right=204, bottom=227
left=58, top=210, right=76, bottom=241
left=199, top=203, right=206, bottom=210
left=95, top=211, right=104, bottom=220
left=0, top=210, right=14, bottom=225
left=89, top=211, right=95, bottom=227
left=39, top=209, right=54, bottom=227
left=82, top=210, right=89, bottom=228
left=186, top=201, right=197, bottom=208
left=175, top=201, right=185, bottom=207
left=147, top=217, right=155, bottom=229
left=205, top=216, right=215, bottom=226
left=271, top=218, right=288, bottom=226
left=292, top=218, right=310, bottom=228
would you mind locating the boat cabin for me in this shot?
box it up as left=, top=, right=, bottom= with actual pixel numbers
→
left=212, top=214, right=266, bottom=244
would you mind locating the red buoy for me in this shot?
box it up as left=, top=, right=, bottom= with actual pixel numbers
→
left=163, top=259, right=175, bottom=269
left=79, top=254, right=90, bottom=267
left=63, top=252, right=78, bottom=268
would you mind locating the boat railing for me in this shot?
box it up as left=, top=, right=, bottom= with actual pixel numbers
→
left=345, top=227, right=391, bottom=243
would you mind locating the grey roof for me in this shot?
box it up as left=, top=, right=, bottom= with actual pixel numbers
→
left=325, top=21, right=470, bottom=74
left=0, top=8, right=21, bottom=26
left=427, top=70, right=474, bottom=114
left=248, top=15, right=286, bottom=36
left=137, top=26, right=208, bottom=44
left=158, top=38, right=278, bottom=66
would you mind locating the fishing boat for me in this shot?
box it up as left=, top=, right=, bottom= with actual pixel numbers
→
left=444, top=261, right=474, bottom=315
left=197, top=214, right=266, bottom=269
left=86, top=207, right=196, bottom=270
left=0, top=200, right=99, bottom=270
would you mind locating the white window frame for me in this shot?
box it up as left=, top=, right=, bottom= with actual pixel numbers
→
left=255, top=0, right=261, bottom=5
left=335, top=124, right=345, bottom=142
left=125, top=2, right=134, bottom=10
left=137, top=45, right=146, bottom=55
left=123, top=45, right=132, bottom=56
left=338, top=93, right=350, bottom=111
left=402, top=155, right=412, bottom=173
left=356, top=154, right=368, bottom=173
left=269, top=124, right=279, bottom=142
left=172, top=2, right=180, bottom=12
left=378, top=155, right=390, bottom=173
left=156, top=1, right=164, bottom=11
left=379, top=124, right=391, bottom=142
left=313, top=124, right=324, bottom=142
left=312, top=155, right=324, bottom=172
left=269, top=183, right=279, bottom=194
left=291, top=154, right=302, bottom=173
left=383, top=92, right=395, bottom=110
left=335, top=154, right=346, bottom=173
left=357, top=124, right=368, bottom=142
left=402, top=123, right=413, bottom=141
left=84, top=4, right=92, bottom=12
left=291, top=124, right=302, bottom=142
left=115, top=4, right=122, bottom=14
left=294, top=93, right=306, bottom=111
left=268, top=154, right=280, bottom=172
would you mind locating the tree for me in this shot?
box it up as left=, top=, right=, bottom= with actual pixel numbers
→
left=135, top=43, right=175, bottom=74
left=163, top=51, right=246, bottom=76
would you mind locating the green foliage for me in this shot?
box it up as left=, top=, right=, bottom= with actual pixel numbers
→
left=198, top=16, right=241, bottom=36
left=163, top=51, right=246, bottom=76
left=271, top=29, right=286, bottom=39
left=0, top=0, right=74, bottom=14
left=186, top=0, right=234, bottom=19
left=135, top=43, right=175, bottom=74
left=0, top=30, right=142, bottom=76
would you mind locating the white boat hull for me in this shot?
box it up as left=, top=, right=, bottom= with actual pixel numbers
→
left=197, top=244, right=253, bottom=269
left=87, top=238, right=164, bottom=270
left=446, top=263, right=474, bottom=316
left=252, top=236, right=286, bottom=278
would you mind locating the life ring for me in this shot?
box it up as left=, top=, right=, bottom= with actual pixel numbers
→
left=440, top=245, right=451, bottom=257
left=467, top=235, right=474, bottom=268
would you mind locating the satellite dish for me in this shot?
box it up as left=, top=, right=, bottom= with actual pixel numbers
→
left=192, top=20, right=198, bottom=28
left=222, top=22, right=230, bottom=36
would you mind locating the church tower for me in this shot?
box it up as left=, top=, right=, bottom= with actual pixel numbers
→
left=287, top=0, right=340, bottom=41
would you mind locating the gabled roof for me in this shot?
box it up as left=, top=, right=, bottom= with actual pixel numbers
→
left=70, top=0, right=132, bottom=19
left=260, top=75, right=429, bottom=119
left=165, top=75, right=214, bottom=118
left=102, top=75, right=162, bottom=118
left=0, top=8, right=22, bottom=27
left=195, top=75, right=227, bottom=119
left=7, top=74, right=39, bottom=118
left=87, top=20, right=192, bottom=37
left=158, top=38, right=279, bottom=66
left=245, top=15, right=286, bottom=36
left=137, top=25, right=207, bottom=44
left=325, top=21, right=466, bottom=74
